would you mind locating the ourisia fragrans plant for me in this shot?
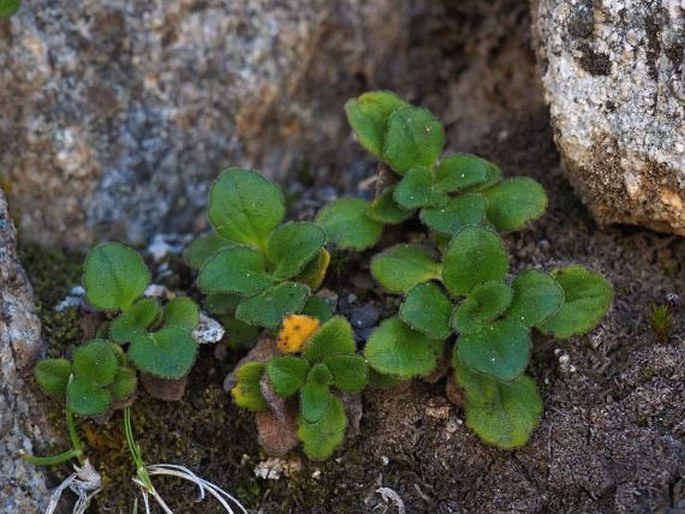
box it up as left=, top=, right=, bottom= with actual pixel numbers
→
left=24, top=90, right=613, bottom=513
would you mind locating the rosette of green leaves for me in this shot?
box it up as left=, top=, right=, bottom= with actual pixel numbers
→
left=315, top=91, right=547, bottom=251
left=365, top=225, right=612, bottom=448
left=34, top=340, right=137, bottom=416
left=186, top=168, right=330, bottom=329
left=231, top=317, right=368, bottom=460
left=83, top=242, right=200, bottom=380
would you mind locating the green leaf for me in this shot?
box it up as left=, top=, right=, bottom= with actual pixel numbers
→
left=315, top=198, right=383, bottom=251
left=34, top=359, right=72, bottom=396
left=183, top=232, right=234, bottom=270
left=303, top=316, right=356, bottom=363
left=296, top=249, right=331, bottom=290
left=365, top=186, right=415, bottom=225
left=481, top=177, right=547, bottom=231
left=231, top=362, right=268, bottom=411
left=0, top=0, right=20, bottom=18
left=419, top=194, right=488, bottom=236
left=384, top=105, right=444, bottom=174
left=371, top=244, right=441, bottom=294
left=108, top=367, right=138, bottom=401
left=324, top=354, right=368, bottom=393
left=236, top=282, right=310, bottom=328
left=221, top=317, right=261, bottom=349
left=84, top=242, right=151, bottom=311
left=456, top=320, right=530, bottom=382
left=434, top=154, right=495, bottom=192
left=364, top=318, right=446, bottom=379
left=300, top=382, right=332, bottom=423
left=505, top=270, right=564, bottom=327
left=307, top=363, right=334, bottom=385
left=399, top=282, right=452, bottom=340
left=67, top=376, right=112, bottom=416
left=538, top=265, right=612, bottom=339
left=442, top=226, right=508, bottom=296
left=297, top=395, right=347, bottom=461
left=266, top=222, right=326, bottom=279
left=204, top=293, right=240, bottom=315
left=367, top=368, right=401, bottom=389
left=110, top=298, right=161, bottom=343
left=128, top=327, right=199, bottom=379
left=266, top=356, right=310, bottom=397
left=345, top=91, right=407, bottom=158
left=72, top=340, right=119, bottom=387
left=393, top=168, right=448, bottom=209
left=302, top=296, right=333, bottom=323
left=163, top=297, right=200, bottom=331
left=451, top=281, right=513, bottom=335
left=208, top=168, right=285, bottom=248
left=455, top=359, right=542, bottom=449
left=198, top=246, right=272, bottom=295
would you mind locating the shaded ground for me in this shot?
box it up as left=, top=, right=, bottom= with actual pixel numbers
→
left=20, top=103, right=685, bottom=513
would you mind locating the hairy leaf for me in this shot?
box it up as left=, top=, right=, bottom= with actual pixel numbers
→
left=505, top=270, right=564, bottom=327
left=384, top=105, right=444, bottom=173
left=365, top=318, right=445, bottom=379
left=108, top=367, right=138, bottom=401
left=73, top=340, right=119, bottom=387
left=451, top=281, right=513, bottom=335
left=538, top=265, right=612, bottom=338
left=456, top=320, right=530, bottom=382
left=315, top=198, right=383, bottom=251
left=324, top=354, right=368, bottom=393
left=442, top=227, right=508, bottom=296
left=266, top=356, right=310, bottom=397
left=399, top=282, right=453, bottom=339
left=345, top=91, right=407, bottom=158
left=419, top=194, right=488, bottom=236
left=208, top=168, right=285, bottom=248
left=366, top=186, right=415, bottom=225
left=198, top=246, right=272, bottom=295
left=297, top=395, right=347, bottom=461
left=302, top=296, right=334, bottom=323
left=303, top=316, right=356, bottom=363
left=34, top=359, right=72, bottom=396
left=84, top=243, right=151, bottom=311
left=393, top=168, right=448, bottom=209
left=67, top=376, right=112, bottom=416
left=300, top=382, right=332, bottom=424
left=434, top=154, right=494, bottom=192
left=481, top=177, right=547, bottom=231
left=183, top=232, right=234, bottom=270
left=110, top=298, right=161, bottom=343
left=236, top=282, right=310, bottom=328
left=267, top=222, right=326, bottom=279
left=296, top=249, right=331, bottom=290
left=163, top=297, right=200, bottom=331
left=128, top=327, right=198, bottom=379
left=231, top=362, right=269, bottom=411
left=371, top=244, right=441, bottom=294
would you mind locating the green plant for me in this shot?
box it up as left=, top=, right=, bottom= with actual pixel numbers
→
left=231, top=315, right=368, bottom=460
left=185, top=168, right=330, bottom=329
left=35, top=341, right=137, bottom=416
left=85, top=242, right=201, bottom=380
left=648, top=302, right=674, bottom=340
left=0, top=0, right=20, bottom=18
left=316, top=91, right=547, bottom=251
left=330, top=92, right=613, bottom=449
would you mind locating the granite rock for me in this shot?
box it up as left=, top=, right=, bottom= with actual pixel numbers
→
left=532, top=0, right=685, bottom=234
left=0, top=189, right=52, bottom=512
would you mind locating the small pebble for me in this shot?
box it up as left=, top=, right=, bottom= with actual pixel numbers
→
left=350, top=302, right=379, bottom=329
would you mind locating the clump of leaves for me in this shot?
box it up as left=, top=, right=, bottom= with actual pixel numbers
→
left=85, top=242, right=201, bottom=380
left=231, top=315, right=368, bottom=460
left=648, top=302, right=674, bottom=340
left=35, top=341, right=137, bottom=416
left=316, top=91, right=547, bottom=250
left=329, top=92, right=613, bottom=449
left=185, top=168, right=330, bottom=329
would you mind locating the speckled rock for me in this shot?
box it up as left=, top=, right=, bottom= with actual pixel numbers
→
left=0, top=0, right=410, bottom=247
left=0, top=189, right=52, bottom=512
left=532, top=0, right=685, bottom=235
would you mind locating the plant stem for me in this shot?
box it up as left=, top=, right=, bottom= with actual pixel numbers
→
left=19, top=403, right=85, bottom=466
left=123, top=406, right=155, bottom=493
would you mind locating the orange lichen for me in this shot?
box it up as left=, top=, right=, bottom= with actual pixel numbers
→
left=276, top=314, right=320, bottom=354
